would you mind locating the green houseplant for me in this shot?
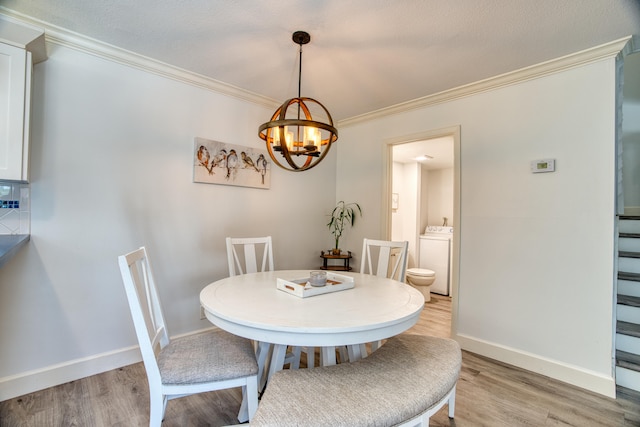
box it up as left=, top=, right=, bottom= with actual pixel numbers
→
left=327, top=201, right=362, bottom=255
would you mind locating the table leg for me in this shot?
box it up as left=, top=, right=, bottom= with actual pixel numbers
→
left=305, top=346, right=316, bottom=368
left=320, top=346, right=337, bottom=366
left=255, top=341, right=271, bottom=392
left=268, top=344, right=288, bottom=380
left=289, top=346, right=302, bottom=369
left=346, top=344, right=364, bottom=362
left=337, top=346, right=349, bottom=363
left=359, top=343, right=368, bottom=358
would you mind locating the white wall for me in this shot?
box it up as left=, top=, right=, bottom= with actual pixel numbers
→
left=391, top=161, right=404, bottom=242
left=419, top=165, right=428, bottom=234
left=392, top=161, right=445, bottom=269
left=337, top=58, right=617, bottom=395
left=0, top=43, right=337, bottom=398
left=426, top=167, right=453, bottom=227
left=391, top=163, right=419, bottom=267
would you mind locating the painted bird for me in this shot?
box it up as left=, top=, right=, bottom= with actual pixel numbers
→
left=196, top=145, right=212, bottom=174
left=241, top=151, right=259, bottom=171
left=226, top=149, right=238, bottom=179
left=212, top=149, right=227, bottom=169
left=256, top=154, right=268, bottom=185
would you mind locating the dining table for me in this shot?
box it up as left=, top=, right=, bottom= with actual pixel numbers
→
left=199, top=270, right=425, bottom=388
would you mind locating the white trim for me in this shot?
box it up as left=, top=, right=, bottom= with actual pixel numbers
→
left=455, top=333, right=616, bottom=398
left=0, top=326, right=217, bottom=401
left=383, top=126, right=461, bottom=338
left=0, top=345, right=141, bottom=401
left=0, top=13, right=47, bottom=63
left=339, top=36, right=633, bottom=128
left=0, top=8, right=281, bottom=110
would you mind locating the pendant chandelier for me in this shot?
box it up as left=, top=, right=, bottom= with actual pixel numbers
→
left=258, top=31, right=338, bottom=172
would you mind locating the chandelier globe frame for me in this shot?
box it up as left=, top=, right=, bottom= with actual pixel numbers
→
left=258, top=31, right=338, bottom=172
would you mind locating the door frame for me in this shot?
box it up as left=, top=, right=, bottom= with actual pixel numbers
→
left=382, top=125, right=461, bottom=335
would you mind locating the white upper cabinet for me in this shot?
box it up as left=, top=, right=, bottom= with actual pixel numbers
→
left=0, top=42, right=31, bottom=182
left=0, top=15, right=46, bottom=182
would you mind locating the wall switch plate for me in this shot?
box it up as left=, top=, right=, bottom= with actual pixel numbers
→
left=531, top=159, right=555, bottom=173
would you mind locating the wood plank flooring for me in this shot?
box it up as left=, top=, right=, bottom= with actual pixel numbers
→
left=1, top=294, right=639, bottom=426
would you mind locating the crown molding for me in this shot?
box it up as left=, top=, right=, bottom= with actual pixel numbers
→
left=0, top=9, right=632, bottom=125
left=338, top=36, right=633, bottom=128
left=0, top=8, right=281, bottom=110
left=0, top=13, right=46, bottom=63
left=621, top=34, right=639, bottom=56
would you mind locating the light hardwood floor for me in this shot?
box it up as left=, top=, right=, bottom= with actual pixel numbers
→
left=1, top=295, right=639, bottom=426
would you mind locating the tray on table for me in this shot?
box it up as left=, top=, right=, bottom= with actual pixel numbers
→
left=276, top=272, right=354, bottom=298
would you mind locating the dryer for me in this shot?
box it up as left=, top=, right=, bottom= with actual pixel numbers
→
left=419, top=226, right=453, bottom=295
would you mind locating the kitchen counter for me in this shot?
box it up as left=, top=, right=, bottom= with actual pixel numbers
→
left=0, top=234, right=30, bottom=268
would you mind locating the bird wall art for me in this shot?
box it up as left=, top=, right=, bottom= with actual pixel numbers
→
left=193, top=137, right=270, bottom=189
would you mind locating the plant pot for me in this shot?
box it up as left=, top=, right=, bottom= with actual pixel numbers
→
left=331, top=249, right=341, bottom=255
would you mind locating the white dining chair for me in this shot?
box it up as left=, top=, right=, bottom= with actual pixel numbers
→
left=226, top=236, right=274, bottom=276
left=118, top=247, right=258, bottom=426
left=361, top=238, right=409, bottom=282
left=225, top=236, right=302, bottom=387
left=357, top=238, right=410, bottom=356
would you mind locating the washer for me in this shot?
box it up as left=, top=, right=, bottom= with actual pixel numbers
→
left=419, top=227, right=453, bottom=295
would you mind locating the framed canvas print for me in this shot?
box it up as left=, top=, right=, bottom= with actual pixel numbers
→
left=193, top=137, right=271, bottom=189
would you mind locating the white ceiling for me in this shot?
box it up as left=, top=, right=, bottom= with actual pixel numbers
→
left=393, top=137, right=454, bottom=168
left=1, top=1, right=639, bottom=123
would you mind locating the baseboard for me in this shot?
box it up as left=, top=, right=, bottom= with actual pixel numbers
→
left=0, top=345, right=141, bottom=401
left=455, top=333, right=616, bottom=398
left=0, top=326, right=216, bottom=401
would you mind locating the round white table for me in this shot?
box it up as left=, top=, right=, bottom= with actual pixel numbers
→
left=200, top=270, right=424, bottom=383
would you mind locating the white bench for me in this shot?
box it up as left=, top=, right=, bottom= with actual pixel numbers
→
left=250, top=334, right=461, bottom=427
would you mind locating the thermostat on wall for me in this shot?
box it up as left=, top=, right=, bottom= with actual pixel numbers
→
left=531, top=159, right=555, bottom=173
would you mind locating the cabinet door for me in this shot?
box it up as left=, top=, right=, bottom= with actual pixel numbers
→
left=0, top=43, right=29, bottom=181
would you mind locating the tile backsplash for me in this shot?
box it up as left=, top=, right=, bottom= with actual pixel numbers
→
left=0, top=182, right=30, bottom=235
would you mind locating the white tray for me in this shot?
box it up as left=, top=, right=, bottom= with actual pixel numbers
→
left=276, top=272, right=354, bottom=298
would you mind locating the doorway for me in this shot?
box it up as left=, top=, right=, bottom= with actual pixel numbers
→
left=384, top=127, right=460, bottom=333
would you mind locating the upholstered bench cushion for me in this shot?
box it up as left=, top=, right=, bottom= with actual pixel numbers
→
left=251, top=334, right=461, bottom=427
left=158, top=329, right=258, bottom=385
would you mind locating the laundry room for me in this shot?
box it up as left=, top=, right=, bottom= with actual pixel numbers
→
left=390, top=135, right=455, bottom=297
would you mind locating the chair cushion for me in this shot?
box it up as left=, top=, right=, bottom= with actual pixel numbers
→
left=252, top=334, right=461, bottom=427
left=158, top=328, right=258, bottom=385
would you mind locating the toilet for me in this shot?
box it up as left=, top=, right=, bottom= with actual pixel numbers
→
left=405, top=268, right=436, bottom=302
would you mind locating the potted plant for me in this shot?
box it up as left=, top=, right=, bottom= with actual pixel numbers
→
left=327, top=201, right=362, bottom=255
